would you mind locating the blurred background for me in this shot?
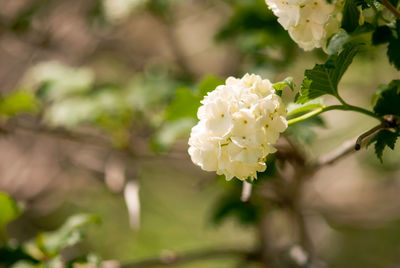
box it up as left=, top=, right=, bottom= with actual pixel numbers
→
left=0, top=0, right=400, bottom=267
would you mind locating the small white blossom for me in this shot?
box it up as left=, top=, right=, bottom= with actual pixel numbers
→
left=103, top=0, right=146, bottom=22
left=188, top=74, right=287, bottom=181
left=265, top=0, right=342, bottom=51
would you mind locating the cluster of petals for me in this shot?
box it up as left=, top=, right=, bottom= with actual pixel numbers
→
left=188, top=74, right=287, bottom=181
left=265, top=0, right=342, bottom=51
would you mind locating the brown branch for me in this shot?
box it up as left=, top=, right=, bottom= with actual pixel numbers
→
left=120, top=249, right=255, bottom=268
left=290, top=207, right=314, bottom=263
left=314, top=122, right=388, bottom=168
left=4, top=118, right=188, bottom=162
left=314, top=138, right=358, bottom=168
left=380, top=0, right=400, bottom=18
left=355, top=123, right=385, bottom=150
left=258, top=213, right=275, bottom=267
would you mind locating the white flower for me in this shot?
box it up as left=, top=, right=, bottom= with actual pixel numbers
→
left=188, top=74, right=287, bottom=181
left=265, top=0, right=342, bottom=51
left=103, top=0, right=146, bottom=22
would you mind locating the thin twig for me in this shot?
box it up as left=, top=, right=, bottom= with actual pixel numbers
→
left=314, top=138, right=358, bottom=168
left=355, top=123, right=385, bottom=150
left=120, top=249, right=254, bottom=268
left=314, top=122, right=388, bottom=168
left=380, top=0, right=400, bottom=18
left=154, top=12, right=196, bottom=81
left=290, top=207, right=315, bottom=262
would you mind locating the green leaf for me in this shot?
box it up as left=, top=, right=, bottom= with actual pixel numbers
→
left=372, top=26, right=393, bottom=45
left=387, top=20, right=400, bottom=70
left=287, top=116, right=326, bottom=144
left=0, top=193, right=21, bottom=238
left=25, top=214, right=100, bottom=259
left=165, top=87, right=201, bottom=121
left=373, top=80, right=400, bottom=117
left=287, top=99, right=324, bottom=116
left=272, top=77, right=294, bottom=92
left=165, top=75, right=223, bottom=122
left=197, top=75, right=224, bottom=97
left=388, top=38, right=400, bottom=70
left=389, top=0, right=399, bottom=7
left=368, top=129, right=399, bottom=162
left=296, top=44, right=360, bottom=104
left=342, top=0, right=361, bottom=33
left=212, top=192, right=261, bottom=225
left=0, top=246, right=37, bottom=266
left=152, top=118, right=196, bottom=151
left=0, top=91, right=39, bottom=118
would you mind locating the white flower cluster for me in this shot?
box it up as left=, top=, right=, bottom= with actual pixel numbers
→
left=188, top=74, right=287, bottom=181
left=265, top=0, right=342, bottom=51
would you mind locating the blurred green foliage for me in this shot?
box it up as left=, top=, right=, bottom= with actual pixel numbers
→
left=0, top=192, right=101, bottom=267
left=0, top=193, right=21, bottom=241
left=216, top=0, right=297, bottom=69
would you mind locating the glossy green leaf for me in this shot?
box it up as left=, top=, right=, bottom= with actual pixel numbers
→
left=372, top=26, right=393, bottom=45
left=296, top=44, right=360, bottom=104
left=342, top=0, right=361, bottom=33
left=387, top=20, right=400, bottom=70
left=368, top=129, right=399, bottom=162
left=373, top=80, right=400, bottom=117
left=388, top=38, right=400, bottom=71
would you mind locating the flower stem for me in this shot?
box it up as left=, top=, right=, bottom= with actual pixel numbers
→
left=287, top=107, right=325, bottom=126
left=287, top=104, right=382, bottom=126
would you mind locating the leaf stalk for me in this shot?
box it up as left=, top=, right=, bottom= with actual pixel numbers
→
left=288, top=104, right=382, bottom=126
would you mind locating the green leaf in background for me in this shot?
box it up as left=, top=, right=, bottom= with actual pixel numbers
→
left=215, top=0, right=296, bottom=68
left=165, top=87, right=201, bottom=121
left=0, top=192, right=21, bottom=239
left=152, top=118, right=196, bottom=151
left=0, top=247, right=38, bottom=267
left=212, top=192, right=261, bottom=226
left=272, top=77, right=294, bottom=92
left=25, top=61, right=94, bottom=101
left=373, top=80, right=400, bottom=117
left=341, top=0, right=361, bottom=33
left=368, top=129, right=399, bottom=162
left=165, top=75, right=223, bottom=121
left=295, top=44, right=360, bottom=104
left=287, top=115, right=326, bottom=144
left=197, top=75, right=224, bottom=97
left=372, top=26, right=393, bottom=45
left=387, top=20, right=400, bottom=70
left=0, top=91, right=39, bottom=118
left=25, top=214, right=100, bottom=259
